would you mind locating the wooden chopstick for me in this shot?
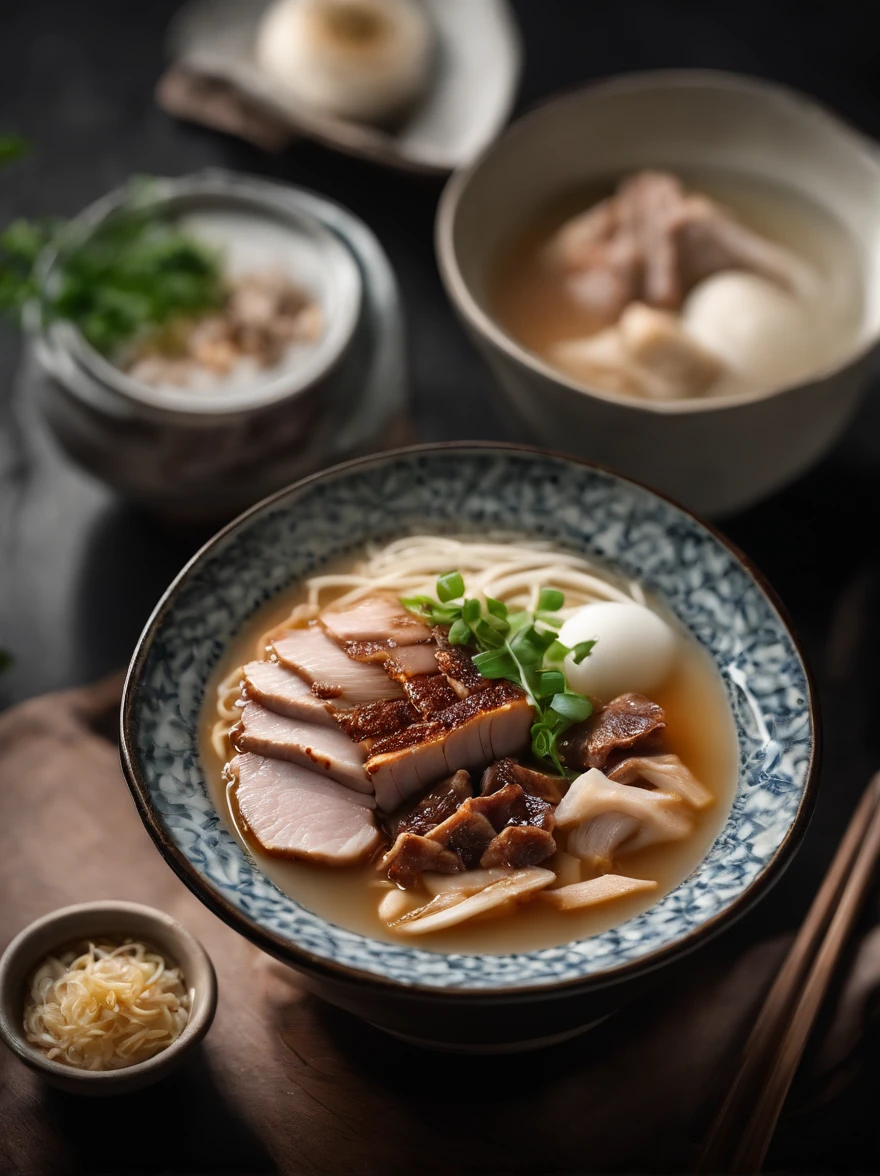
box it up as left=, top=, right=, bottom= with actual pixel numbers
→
left=697, top=772, right=880, bottom=1174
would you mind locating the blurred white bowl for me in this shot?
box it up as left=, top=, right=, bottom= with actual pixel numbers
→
left=437, top=70, right=880, bottom=517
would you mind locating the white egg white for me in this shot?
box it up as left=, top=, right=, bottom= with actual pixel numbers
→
left=557, top=601, right=678, bottom=702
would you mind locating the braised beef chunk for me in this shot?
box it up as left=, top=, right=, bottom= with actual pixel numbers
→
left=470, top=782, right=555, bottom=833
left=427, top=805, right=498, bottom=868
left=382, top=832, right=463, bottom=887
left=559, top=693, right=666, bottom=771
left=403, top=673, right=460, bottom=717
left=480, top=758, right=566, bottom=805
left=480, top=825, right=557, bottom=870
left=426, top=781, right=556, bottom=870
left=394, top=771, right=473, bottom=838
left=335, top=699, right=419, bottom=742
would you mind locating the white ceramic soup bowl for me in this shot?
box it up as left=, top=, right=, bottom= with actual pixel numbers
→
left=121, top=444, right=818, bottom=1052
left=436, top=71, right=880, bottom=518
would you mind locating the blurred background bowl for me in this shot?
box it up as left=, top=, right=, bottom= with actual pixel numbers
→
left=30, top=170, right=409, bottom=525
left=437, top=70, right=880, bottom=517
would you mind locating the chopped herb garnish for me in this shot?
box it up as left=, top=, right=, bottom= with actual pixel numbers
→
left=403, top=575, right=596, bottom=776
left=0, top=178, right=225, bottom=355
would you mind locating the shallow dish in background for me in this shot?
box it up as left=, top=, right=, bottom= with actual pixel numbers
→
left=0, top=901, right=217, bottom=1095
left=120, top=443, right=818, bottom=1051
left=165, top=0, right=522, bottom=174
left=30, top=170, right=408, bottom=524
left=437, top=71, right=880, bottom=517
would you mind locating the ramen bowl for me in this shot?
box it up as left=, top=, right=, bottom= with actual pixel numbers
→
left=436, top=71, right=880, bottom=517
left=121, top=443, right=818, bottom=1050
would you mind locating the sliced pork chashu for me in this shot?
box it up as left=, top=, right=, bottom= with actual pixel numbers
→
left=233, top=701, right=370, bottom=793
left=320, top=596, right=431, bottom=645
left=273, top=626, right=404, bottom=705
left=232, top=753, right=379, bottom=865
left=364, top=682, right=533, bottom=812
left=242, top=660, right=336, bottom=725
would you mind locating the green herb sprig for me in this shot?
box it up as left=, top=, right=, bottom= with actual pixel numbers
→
left=403, top=574, right=597, bottom=776
left=0, top=174, right=226, bottom=355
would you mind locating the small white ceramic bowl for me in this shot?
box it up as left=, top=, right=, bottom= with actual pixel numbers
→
left=437, top=70, right=880, bottom=517
left=0, top=901, right=217, bottom=1095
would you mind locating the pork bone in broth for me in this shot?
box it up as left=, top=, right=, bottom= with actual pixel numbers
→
left=490, top=169, right=862, bottom=402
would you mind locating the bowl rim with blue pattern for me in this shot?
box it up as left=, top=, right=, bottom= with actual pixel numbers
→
left=120, top=442, right=820, bottom=999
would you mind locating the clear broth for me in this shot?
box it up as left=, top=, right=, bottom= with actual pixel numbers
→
left=199, top=570, right=739, bottom=956
left=489, top=168, right=863, bottom=387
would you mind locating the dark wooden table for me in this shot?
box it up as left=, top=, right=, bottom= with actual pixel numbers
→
left=4, top=1, right=880, bottom=1170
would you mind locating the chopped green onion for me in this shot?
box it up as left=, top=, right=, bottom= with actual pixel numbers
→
left=548, top=692, right=593, bottom=723
left=436, top=571, right=464, bottom=603
left=447, top=618, right=471, bottom=646
left=538, top=587, right=565, bottom=612
left=400, top=572, right=596, bottom=775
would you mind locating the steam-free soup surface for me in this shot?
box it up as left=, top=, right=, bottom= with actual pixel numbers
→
left=200, top=543, right=738, bottom=955
left=489, top=169, right=862, bottom=402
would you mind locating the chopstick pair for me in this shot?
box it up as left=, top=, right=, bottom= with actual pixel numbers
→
left=697, top=771, right=880, bottom=1174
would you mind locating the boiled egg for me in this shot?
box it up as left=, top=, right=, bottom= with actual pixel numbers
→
left=557, top=601, right=677, bottom=702
left=682, top=271, right=823, bottom=394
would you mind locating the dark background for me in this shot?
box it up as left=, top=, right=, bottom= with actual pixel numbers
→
left=4, top=0, right=880, bottom=1168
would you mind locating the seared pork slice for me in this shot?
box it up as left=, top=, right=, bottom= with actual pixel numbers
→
left=480, top=825, right=557, bottom=869
left=365, top=683, right=533, bottom=812
left=433, top=644, right=487, bottom=694
left=391, top=868, right=555, bottom=934
left=232, top=753, right=379, bottom=866
left=382, top=832, right=463, bottom=887
left=242, top=660, right=336, bottom=725
left=274, top=626, right=404, bottom=705
left=393, top=770, right=473, bottom=838
left=608, top=753, right=714, bottom=809
left=403, top=673, right=459, bottom=717
left=321, top=596, right=431, bottom=645
left=334, top=699, right=418, bottom=743
left=541, top=874, right=657, bottom=910
left=343, top=640, right=392, bottom=663
left=560, top=693, right=666, bottom=772
left=384, top=644, right=440, bottom=680
left=233, top=702, right=370, bottom=793
left=480, top=758, right=565, bottom=805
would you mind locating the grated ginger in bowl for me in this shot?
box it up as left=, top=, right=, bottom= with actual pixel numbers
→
left=23, top=940, right=191, bottom=1070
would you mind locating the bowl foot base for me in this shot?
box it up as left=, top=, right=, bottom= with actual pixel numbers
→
left=366, top=1013, right=612, bottom=1054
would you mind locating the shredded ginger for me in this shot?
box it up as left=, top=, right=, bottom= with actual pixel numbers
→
left=23, top=940, right=191, bottom=1070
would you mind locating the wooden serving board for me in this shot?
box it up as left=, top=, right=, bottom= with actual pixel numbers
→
left=0, top=677, right=805, bottom=1175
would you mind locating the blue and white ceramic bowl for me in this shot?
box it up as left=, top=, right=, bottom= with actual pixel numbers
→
left=121, top=444, right=819, bottom=1050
